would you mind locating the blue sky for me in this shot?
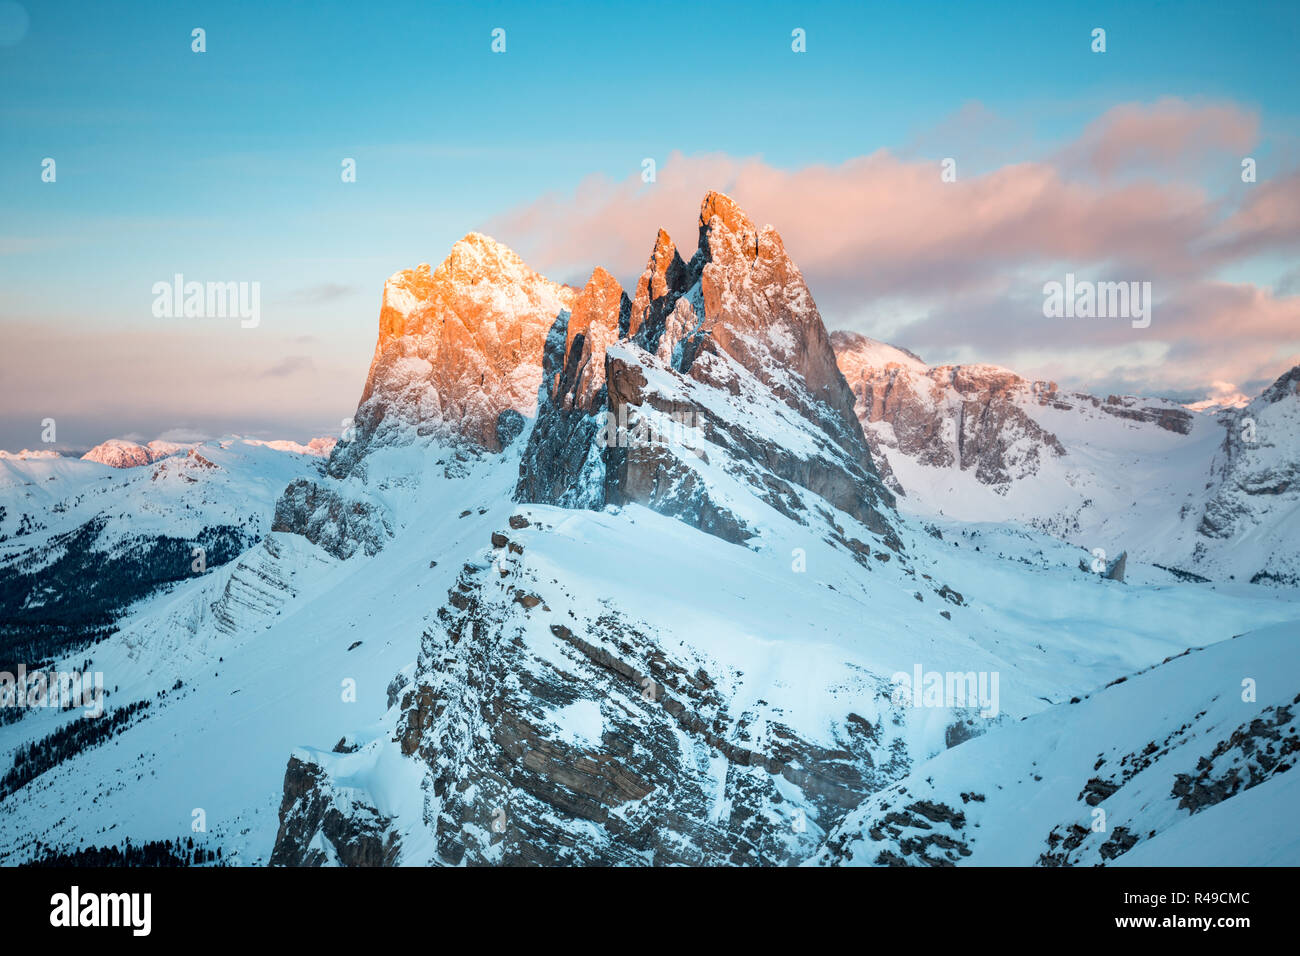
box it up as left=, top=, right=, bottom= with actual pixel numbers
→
left=1, top=0, right=1298, bottom=448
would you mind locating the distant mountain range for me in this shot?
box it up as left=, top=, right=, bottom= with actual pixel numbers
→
left=833, top=331, right=1300, bottom=585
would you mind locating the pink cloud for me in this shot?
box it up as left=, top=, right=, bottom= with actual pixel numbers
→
left=485, top=98, right=1298, bottom=399
left=488, top=149, right=1222, bottom=303
left=1058, top=97, right=1259, bottom=178
left=1209, top=167, right=1300, bottom=256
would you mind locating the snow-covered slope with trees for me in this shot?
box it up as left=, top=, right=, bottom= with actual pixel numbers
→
left=0, top=439, right=332, bottom=669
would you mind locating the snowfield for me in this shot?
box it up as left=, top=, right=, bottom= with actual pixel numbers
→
left=1, top=436, right=1295, bottom=865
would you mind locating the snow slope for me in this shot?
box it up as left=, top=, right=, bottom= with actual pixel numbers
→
left=833, top=333, right=1300, bottom=584
left=5, top=438, right=1292, bottom=865
left=0, top=438, right=334, bottom=671
left=0, top=445, right=517, bottom=863
left=811, top=620, right=1299, bottom=867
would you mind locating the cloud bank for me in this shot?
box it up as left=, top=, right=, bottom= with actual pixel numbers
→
left=487, top=98, right=1300, bottom=400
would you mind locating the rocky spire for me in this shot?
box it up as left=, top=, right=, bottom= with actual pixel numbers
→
left=558, top=267, right=629, bottom=412
left=697, top=189, right=759, bottom=265
left=516, top=190, right=899, bottom=547
left=675, top=191, right=875, bottom=466
left=628, top=229, right=689, bottom=348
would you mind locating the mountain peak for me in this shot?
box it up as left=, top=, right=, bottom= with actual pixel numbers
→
left=566, top=268, right=625, bottom=359
left=831, top=331, right=930, bottom=375
left=581, top=264, right=621, bottom=294
left=515, top=191, right=898, bottom=547
left=442, top=231, right=526, bottom=279
left=646, top=228, right=680, bottom=281
left=345, top=234, right=576, bottom=463
left=682, top=193, right=870, bottom=461
left=698, top=190, right=759, bottom=264
left=629, top=229, right=687, bottom=343
left=699, top=190, right=754, bottom=235
left=377, top=234, right=544, bottom=342
left=553, top=268, right=630, bottom=412
left=1260, top=363, right=1300, bottom=405
left=82, top=438, right=190, bottom=469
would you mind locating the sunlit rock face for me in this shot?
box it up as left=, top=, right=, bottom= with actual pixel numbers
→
left=331, top=233, right=577, bottom=475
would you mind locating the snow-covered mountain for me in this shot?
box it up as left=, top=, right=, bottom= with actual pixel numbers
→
left=832, top=331, right=1300, bottom=584
left=331, top=233, right=578, bottom=474
left=81, top=438, right=192, bottom=469
left=1196, top=367, right=1300, bottom=586
left=1, top=193, right=1296, bottom=868
left=78, top=436, right=337, bottom=469
left=0, top=438, right=332, bottom=670
left=0, top=450, right=63, bottom=462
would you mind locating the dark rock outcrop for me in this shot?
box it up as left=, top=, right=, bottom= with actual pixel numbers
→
left=270, top=755, right=400, bottom=866
left=271, top=479, right=391, bottom=559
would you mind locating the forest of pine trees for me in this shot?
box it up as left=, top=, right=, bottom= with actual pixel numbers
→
left=21, top=836, right=226, bottom=867
left=0, top=699, right=150, bottom=800
left=0, top=518, right=253, bottom=668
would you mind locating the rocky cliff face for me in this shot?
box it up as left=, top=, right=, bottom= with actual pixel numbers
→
left=270, top=478, right=391, bottom=560
left=329, top=234, right=576, bottom=476
left=832, top=332, right=1202, bottom=495
left=360, top=528, right=898, bottom=865
left=269, top=754, right=400, bottom=867
left=1196, top=364, right=1300, bottom=584
left=834, top=332, right=1066, bottom=493
left=516, top=192, right=898, bottom=552
left=830, top=333, right=1300, bottom=584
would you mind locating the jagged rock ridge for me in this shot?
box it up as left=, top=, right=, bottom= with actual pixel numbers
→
left=516, top=192, right=898, bottom=550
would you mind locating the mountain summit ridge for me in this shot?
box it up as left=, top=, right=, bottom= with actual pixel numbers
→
left=321, top=191, right=898, bottom=550
left=512, top=191, right=899, bottom=548
left=331, top=233, right=576, bottom=471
